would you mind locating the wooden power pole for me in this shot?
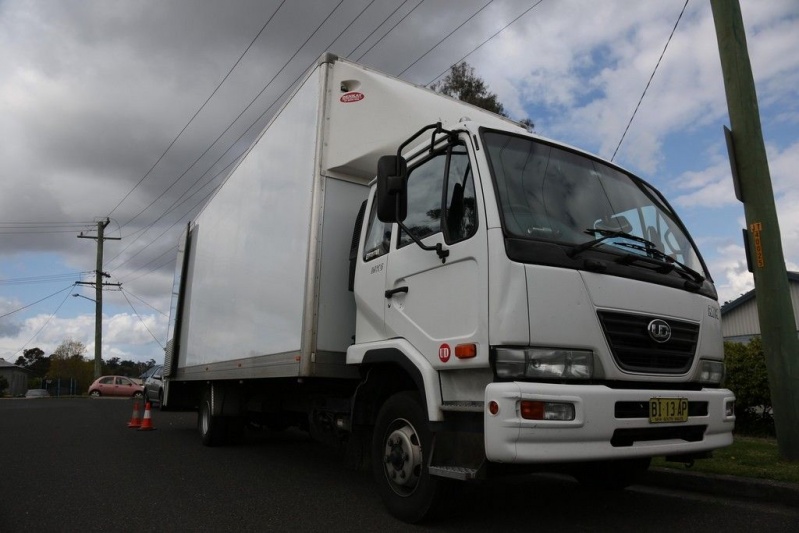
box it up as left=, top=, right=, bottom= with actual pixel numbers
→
left=711, top=0, right=799, bottom=460
left=77, top=218, right=121, bottom=379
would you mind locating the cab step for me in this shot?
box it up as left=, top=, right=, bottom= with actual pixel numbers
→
left=428, top=465, right=479, bottom=480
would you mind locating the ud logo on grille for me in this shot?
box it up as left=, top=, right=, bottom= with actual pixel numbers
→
left=647, top=319, right=672, bottom=343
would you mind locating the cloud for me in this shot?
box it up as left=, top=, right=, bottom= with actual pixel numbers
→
left=0, top=311, right=166, bottom=363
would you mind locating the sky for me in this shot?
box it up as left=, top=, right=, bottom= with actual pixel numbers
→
left=0, top=0, right=797, bottom=364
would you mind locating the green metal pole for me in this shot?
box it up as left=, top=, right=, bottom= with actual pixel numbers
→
left=710, top=0, right=799, bottom=460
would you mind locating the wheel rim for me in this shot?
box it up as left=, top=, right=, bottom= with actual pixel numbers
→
left=382, top=418, right=423, bottom=496
left=201, top=402, right=210, bottom=436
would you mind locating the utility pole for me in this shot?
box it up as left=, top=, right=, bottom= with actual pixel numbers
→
left=711, top=0, right=799, bottom=460
left=77, top=218, right=121, bottom=379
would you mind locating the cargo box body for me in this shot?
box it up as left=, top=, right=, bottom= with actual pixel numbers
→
left=164, top=54, right=521, bottom=383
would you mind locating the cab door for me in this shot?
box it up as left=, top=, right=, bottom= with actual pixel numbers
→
left=384, top=138, right=488, bottom=368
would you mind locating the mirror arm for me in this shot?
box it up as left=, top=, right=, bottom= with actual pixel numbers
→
left=394, top=195, right=449, bottom=263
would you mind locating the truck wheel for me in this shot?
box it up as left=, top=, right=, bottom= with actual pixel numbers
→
left=574, top=458, right=651, bottom=490
left=199, top=398, right=227, bottom=446
left=372, top=391, right=443, bottom=523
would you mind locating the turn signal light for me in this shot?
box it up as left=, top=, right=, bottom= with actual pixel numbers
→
left=455, top=343, right=477, bottom=359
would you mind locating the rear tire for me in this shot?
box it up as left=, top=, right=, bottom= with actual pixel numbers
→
left=199, top=398, right=227, bottom=447
left=372, top=391, right=443, bottom=523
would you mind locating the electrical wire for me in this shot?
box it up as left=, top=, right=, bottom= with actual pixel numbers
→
left=426, top=0, right=545, bottom=86
left=108, top=0, right=381, bottom=274
left=107, top=1, right=288, bottom=220
left=12, top=287, right=75, bottom=357
left=121, top=290, right=165, bottom=350
left=611, top=0, right=690, bottom=162
left=397, top=0, right=494, bottom=77
left=112, top=0, right=346, bottom=242
left=0, top=272, right=90, bottom=286
left=121, top=288, right=168, bottom=317
left=355, top=0, right=426, bottom=61
left=0, top=285, right=76, bottom=319
left=346, top=0, right=412, bottom=57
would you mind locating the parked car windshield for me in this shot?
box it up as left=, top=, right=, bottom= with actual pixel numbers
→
left=482, top=131, right=706, bottom=277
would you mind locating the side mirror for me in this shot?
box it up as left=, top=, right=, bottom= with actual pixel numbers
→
left=376, top=155, right=407, bottom=222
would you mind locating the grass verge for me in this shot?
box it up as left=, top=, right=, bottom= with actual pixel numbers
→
left=652, top=436, right=799, bottom=484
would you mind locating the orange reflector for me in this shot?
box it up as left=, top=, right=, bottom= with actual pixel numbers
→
left=488, top=401, right=499, bottom=415
left=455, top=343, right=477, bottom=359
left=520, top=401, right=546, bottom=420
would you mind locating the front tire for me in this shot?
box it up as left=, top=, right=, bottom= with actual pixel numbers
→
left=89, top=390, right=101, bottom=398
left=372, top=391, right=443, bottom=523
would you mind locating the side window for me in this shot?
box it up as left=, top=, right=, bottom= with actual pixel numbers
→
left=399, top=144, right=477, bottom=248
left=444, top=150, right=476, bottom=243
left=399, top=154, right=447, bottom=248
left=363, top=199, right=391, bottom=261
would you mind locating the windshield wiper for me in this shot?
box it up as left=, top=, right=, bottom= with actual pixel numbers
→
left=568, top=228, right=705, bottom=284
left=567, top=229, right=655, bottom=258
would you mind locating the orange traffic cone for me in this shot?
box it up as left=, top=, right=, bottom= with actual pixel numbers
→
left=127, top=400, right=142, bottom=428
left=138, top=402, right=156, bottom=431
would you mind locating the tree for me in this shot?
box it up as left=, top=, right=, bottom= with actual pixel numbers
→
left=724, top=337, right=774, bottom=436
left=15, top=347, right=50, bottom=380
left=431, top=62, right=534, bottom=132
left=49, top=339, right=93, bottom=394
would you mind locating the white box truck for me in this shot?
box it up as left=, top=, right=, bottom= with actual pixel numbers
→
left=163, top=53, right=735, bottom=522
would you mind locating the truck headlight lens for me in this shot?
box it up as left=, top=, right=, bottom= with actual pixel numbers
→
left=699, top=360, right=725, bottom=385
left=494, top=348, right=593, bottom=380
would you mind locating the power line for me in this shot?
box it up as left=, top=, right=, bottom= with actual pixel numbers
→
left=121, top=290, right=165, bottom=350
left=107, top=1, right=287, bottom=220
left=611, top=0, right=690, bottom=162
left=114, top=0, right=346, bottom=237
left=355, top=0, right=426, bottom=61
left=108, top=0, right=380, bottom=273
left=346, top=0, right=413, bottom=57
left=12, top=287, right=74, bottom=357
left=426, top=0, right=545, bottom=86
left=0, top=272, right=90, bottom=286
left=398, top=0, right=494, bottom=77
left=0, top=285, right=75, bottom=319
left=121, top=288, right=168, bottom=317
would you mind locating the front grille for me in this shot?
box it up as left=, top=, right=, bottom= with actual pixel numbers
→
left=611, top=426, right=707, bottom=447
left=615, top=401, right=708, bottom=419
left=598, top=311, right=698, bottom=374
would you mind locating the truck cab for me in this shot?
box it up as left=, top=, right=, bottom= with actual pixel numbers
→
left=348, top=120, right=734, bottom=520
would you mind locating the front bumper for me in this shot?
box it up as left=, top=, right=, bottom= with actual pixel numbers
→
left=484, top=382, right=735, bottom=463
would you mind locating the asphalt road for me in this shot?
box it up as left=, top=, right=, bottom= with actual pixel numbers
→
left=1, top=398, right=797, bottom=532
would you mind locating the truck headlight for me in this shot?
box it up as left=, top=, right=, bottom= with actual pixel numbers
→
left=493, top=348, right=593, bottom=380
left=699, top=360, right=725, bottom=385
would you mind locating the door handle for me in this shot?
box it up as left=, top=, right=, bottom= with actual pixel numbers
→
left=385, top=286, right=409, bottom=298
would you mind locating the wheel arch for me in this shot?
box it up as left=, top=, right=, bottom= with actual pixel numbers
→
left=353, top=346, right=441, bottom=425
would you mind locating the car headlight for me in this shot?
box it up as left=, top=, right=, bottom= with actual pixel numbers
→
left=493, top=347, right=594, bottom=380
left=699, top=360, right=725, bottom=385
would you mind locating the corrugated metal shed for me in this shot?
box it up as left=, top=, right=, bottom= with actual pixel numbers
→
left=0, top=358, right=29, bottom=397
left=721, top=272, right=799, bottom=342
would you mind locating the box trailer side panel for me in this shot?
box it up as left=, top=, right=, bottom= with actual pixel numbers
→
left=178, top=66, right=322, bottom=378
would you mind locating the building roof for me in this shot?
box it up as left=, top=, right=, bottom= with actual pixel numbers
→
left=721, top=271, right=799, bottom=315
left=0, top=358, right=27, bottom=371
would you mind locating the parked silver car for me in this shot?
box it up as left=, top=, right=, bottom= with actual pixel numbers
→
left=142, top=364, right=163, bottom=405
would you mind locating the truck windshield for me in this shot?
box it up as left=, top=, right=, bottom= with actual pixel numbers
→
left=483, top=131, right=706, bottom=277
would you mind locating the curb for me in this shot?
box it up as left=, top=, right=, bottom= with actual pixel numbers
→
left=639, top=467, right=799, bottom=507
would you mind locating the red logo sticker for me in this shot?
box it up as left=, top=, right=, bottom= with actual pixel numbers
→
left=340, top=91, right=364, bottom=103
left=438, top=343, right=451, bottom=363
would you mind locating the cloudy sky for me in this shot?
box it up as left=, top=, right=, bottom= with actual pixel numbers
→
left=1, top=0, right=797, bottom=364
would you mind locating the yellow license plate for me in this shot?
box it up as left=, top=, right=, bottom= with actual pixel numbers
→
left=649, top=397, right=689, bottom=423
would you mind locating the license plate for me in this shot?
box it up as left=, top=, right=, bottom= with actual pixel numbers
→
left=649, top=397, right=689, bottom=423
